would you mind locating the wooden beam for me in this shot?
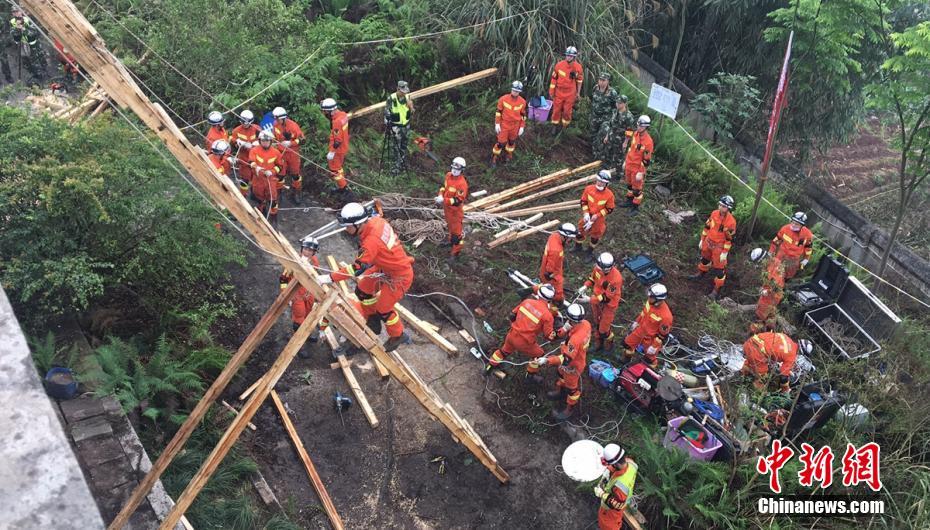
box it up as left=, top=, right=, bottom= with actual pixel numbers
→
left=326, top=256, right=389, bottom=379
left=270, top=390, right=345, bottom=530
left=107, top=280, right=296, bottom=529
left=26, top=6, right=509, bottom=527
left=492, top=200, right=577, bottom=218
left=347, top=68, right=497, bottom=120
left=161, top=292, right=338, bottom=529
left=484, top=173, right=596, bottom=214
left=326, top=255, right=351, bottom=298
left=465, top=161, right=600, bottom=212
left=221, top=400, right=256, bottom=431
left=492, top=212, right=543, bottom=239
left=488, top=220, right=560, bottom=249
left=324, top=328, right=379, bottom=428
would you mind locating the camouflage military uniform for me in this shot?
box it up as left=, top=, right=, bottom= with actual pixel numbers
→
left=589, top=86, right=618, bottom=161
left=601, top=108, right=636, bottom=170
left=384, top=83, right=413, bottom=175
left=9, top=13, right=47, bottom=82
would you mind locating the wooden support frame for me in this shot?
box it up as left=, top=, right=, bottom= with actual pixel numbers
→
left=488, top=220, right=560, bottom=249
left=25, top=2, right=509, bottom=527
left=323, top=328, right=379, bottom=427
left=346, top=68, right=497, bottom=120
left=327, top=255, right=389, bottom=379
left=270, top=390, right=345, bottom=530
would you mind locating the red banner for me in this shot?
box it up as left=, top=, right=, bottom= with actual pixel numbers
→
left=762, top=31, right=793, bottom=170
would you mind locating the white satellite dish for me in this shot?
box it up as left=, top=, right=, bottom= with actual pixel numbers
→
left=561, top=439, right=606, bottom=482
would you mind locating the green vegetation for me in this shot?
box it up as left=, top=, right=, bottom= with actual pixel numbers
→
left=690, top=72, right=761, bottom=142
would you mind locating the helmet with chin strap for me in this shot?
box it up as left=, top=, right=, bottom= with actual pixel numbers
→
left=338, top=202, right=372, bottom=227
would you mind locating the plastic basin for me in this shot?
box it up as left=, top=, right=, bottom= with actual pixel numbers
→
left=663, top=416, right=722, bottom=461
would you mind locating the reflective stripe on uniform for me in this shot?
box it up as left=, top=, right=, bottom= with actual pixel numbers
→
left=519, top=306, right=540, bottom=324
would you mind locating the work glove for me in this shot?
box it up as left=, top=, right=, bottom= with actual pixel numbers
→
left=578, top=295, right=591, bottom=304
left=698, top=239, right=703, bottom=251
left=263, top=169, right=274, bottom=177
left=384, top=118, right=390, bottom=125
left=281, top=140, right=292, bottom=148
left=518, top=127, right=524, bottom=136
left=719, top=252, right=728, bottom=264
left=251, top=141, right=259, bottom=148
left=547, top=330, right=558, bottom=341
left=593, top=486, right=606, bottom=498
left=391, top=126, right=400, bottom=134
left=532, top=357, right=547, bottom=369
left=801, top=259, right=809, bottom=269
left=577, top=286, right=588, bottom=296
left=646, top=345, right=659, bottom=356
left=237, top=139, right=249, bottom=148
left=227, top=156, right=238, bottom=164
left=434, top=195, right=444, bottom=205
left=584, top=221, right=593, bottom=232
left=583, top=213, right=591, bottom=224
left=630, top=321, right=639, bottom=331
left=327, top=151, right=336, bottom=161
left=495, top=123, right=501, bottom=134
left=635, top=172, right=644, bottom=182
left=317, top=275, right=333, bottom=285
left=590, top=214, right=598, bottom=223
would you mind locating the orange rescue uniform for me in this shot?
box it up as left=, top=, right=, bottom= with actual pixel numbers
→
left=205, top=125, right=228, bottom=152
left=741, top=332, right=798, bottom=390
left=230, top=123, right=261, bottom=190
left=624, top=129, right=653, bottom=205
left=769, top=224, right=814, bottom=279
left=548, top=59, right=583, bottom=127
left=539, top=233, right=566, bottom=303
left=273, top=118, right=305, bottom=190
left=585, top=265, right=623, bottom=347
left=208, top=152, right=232, bottom=177
left=327, top=109, right=350, bottom=189
left=488, top=297, right=556, bottom=373
left=439, top=171, right=468, bottom=256
left=248, top=145, right=282, bottom=216
left=577, top=184, right=616, bottom=246
left=754, top=259, right=787, bottom=332
left=539, top=319, right=591, bottom=406
left=698, top=209, right=737, bottom=290
left=624, top=300, right=673, bottom=367
left=332, top=216, right=414, bottom=338
left=493, top=93, right=527, bottom=160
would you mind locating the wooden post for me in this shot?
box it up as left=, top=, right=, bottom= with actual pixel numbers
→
left=160, top=292, right=338, bottom=529
left=270, top=390, right=345, bottom=530
left=492, top=213, right=543, bottom=239
left=488, top=220, right=560, bottom=248
left=465, top=161, right=600, bottom=212
left=484, top=173, right=596, bottom=213
left=24, top=5, right=509, bottom=527
left=491, top=200, right=577, bottom=218
left=324, top=328, right=379, bottom=428
left=346, top=68, right=498, bottom=120
left=108, top=280, right=296, bottom=529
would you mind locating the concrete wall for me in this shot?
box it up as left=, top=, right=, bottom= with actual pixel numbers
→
left=622, top=52, right=930, bottom=303
left=0, top=287, right=105, bottom=530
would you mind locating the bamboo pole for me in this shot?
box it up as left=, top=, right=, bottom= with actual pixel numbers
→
left=492, top=212, right=543, bottom=239
left=484, top=173, right=596, bottom=213
left=465, top=161, right=600, bottom=212
left=270, top=390, right=345, bottom=530
left=347, top=68, right=498, bottom=120
left=492, top=200, right=577, bottom=218
left=488, top=220, right=560, bottom=249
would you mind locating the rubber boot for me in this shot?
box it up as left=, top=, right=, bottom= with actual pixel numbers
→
left=688, top=271, right=706, bottom=281
left=583, top=247, right=596, bottom=263
left=308, top=329, right=320, bottom=343
left=708, top=288, right=720, bottom=301
left=526, top=372, right=544, bottom=385
left=490, top=155, right=498, bottom=168
left=628, top=204, right=639, bottom=217
left=551, top=403, right=576, bottom=421
left=366, top=315, right=383, bottom=335
left=571, top=241, right=584, bottom=254
left=383, top=331, right=411, bottom=352
left=546, top=388, right=567, bottom=401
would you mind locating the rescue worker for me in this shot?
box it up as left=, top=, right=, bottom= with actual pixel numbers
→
left=204, top=111, right=228, bottom=151
left=435, top=157, right=469, bottom=260
left=271, top=106, right=305, bottom=202
left=207, top=139, right=235, bottom=179
left=577, top=252, right=623, bottom=354
left=491, top=80, right=527, bottom=167
left=741, top=332, right=813, bottom=392
left=318, top=203, right=415, bottom=352
left=279, top=238, right=327, bottom=356
left=248, top=129, right=282, bottom=225
left=594, top=444, right=638, bottom=530
left=485, top=284, right=559, bottom=379
left=534, top=303, right=591, bottom=420
left=321, top=98, right=350, bottom=193
left=9, top=8, right=46, bottom=81
left=590, top=73, right=618, bottom=161
left=574, top=170, right=616, bottom=262
left=600, top=95, right=635, bottom=171
left=622, top=115, right=654, bottom=215
left=540, top=223, right=577, bottom=304
left=623, top=283, right=673, bottom=369
left=230, top=110, right=260, bottom=196
left=52, top=39, right=79, bottom=84
left=750, top=249, right=787, bottom=334
left=384, top=80, right=415, bottom=174
left=769, top=212, right=814, bottom=280
left=689, top=195, right=737, bottom=299
left=548, top=46, right=583, bottom=133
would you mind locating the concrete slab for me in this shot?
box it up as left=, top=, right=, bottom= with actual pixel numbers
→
left=71, top=415, right=114, bottom=443
left=76, top=436, right=125, bottom=468
left=60, top=396, right=107, bottom=423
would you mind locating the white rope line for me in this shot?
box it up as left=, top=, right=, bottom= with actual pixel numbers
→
left=332, top=10, right=537, bottom=45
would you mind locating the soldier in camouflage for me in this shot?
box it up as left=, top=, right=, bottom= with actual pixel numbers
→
left=589, top=73, right=618, bottom=161
left=600, top=95, right=635, bottom=171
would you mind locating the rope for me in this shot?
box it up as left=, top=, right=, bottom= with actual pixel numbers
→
left=544, top=13, right=930, bottom=310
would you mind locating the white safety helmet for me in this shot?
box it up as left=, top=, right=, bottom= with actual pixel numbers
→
left=749, top=248, right=767, bottom=263
left=558, top=223, right=578, bottom=239
left=258, top=129, right=274, bottom=142
left=566, top=303, right=585, bottom=322
left=239, top=109, right=255, bottom=124
left=797, top=339, right=814, bottom=356
left=272, top=106, right=287, bottom=119
left=300, top=237, right=320, bottom=252
left=648, top=283, right=668, bottom=301
left=637, top=115, right=651, bottom=128
left=337, top=202, right=371, bottom=227
left=537, top=284, right=557, bottom=302
left=791, top=211, right=808, bottom=226
left=601, top=443, right=625, bottom=466
left=207, top=111, right=224, bottom=125
left=210, top=139, right=230, bottom=156
left=596, top=252, right=615, bottom=270
left=565, top=46, right=578, bottom=57
left=719, top=195, right=735, bottom=209
left=511, top=80, right=524, bottom=92
left=595, top=170, right=612, bottom=184
left=321, top=98, right=338, bottom=112
left=451, top=157, right=467, bottom=171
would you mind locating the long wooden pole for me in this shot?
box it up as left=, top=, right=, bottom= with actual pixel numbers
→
left=161, top=292, right=339, bottom=529
left=270, top=390, right=345, bottom=530
left=484, top=173, right=596, bottom=213
left=347, top=68, right=498, bottom=120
